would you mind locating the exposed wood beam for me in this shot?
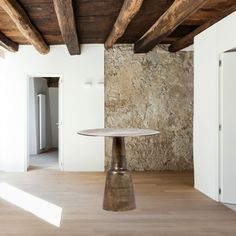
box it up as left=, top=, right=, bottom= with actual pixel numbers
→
left=0, top=31, right=18, bottom=52
left=105, top=0, right=144, bottom=49
left=169, top=5, right=236, bottom=52
left=0, top=0, right=49, bottom=54
left=53, top=0, right=80, bottom=55
left=44, top=77, right=59, bottom=88
left=134, top=0, right=206, bottom=53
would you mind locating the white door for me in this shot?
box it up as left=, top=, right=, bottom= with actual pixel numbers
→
left=220, top=52, right=236, bottom=204
left=58, top=78, right=63, bottom=170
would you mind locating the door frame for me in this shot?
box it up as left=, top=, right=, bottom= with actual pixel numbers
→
left=26, top=74, right=64, bottom=171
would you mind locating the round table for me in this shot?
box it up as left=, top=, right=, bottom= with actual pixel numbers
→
left=78, top=128, right=160, bottom=211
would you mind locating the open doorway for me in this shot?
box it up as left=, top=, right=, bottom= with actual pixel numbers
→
left=28, top=77, right=61, bottom=170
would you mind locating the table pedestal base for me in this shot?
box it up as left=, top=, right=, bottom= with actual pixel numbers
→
left=103, top=137, right=136, bottom=211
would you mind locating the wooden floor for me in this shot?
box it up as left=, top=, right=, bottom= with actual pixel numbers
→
left=0, top=171, right=236, bottom=236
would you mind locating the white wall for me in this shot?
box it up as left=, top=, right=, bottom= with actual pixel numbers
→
left=29, top=78, right=37, bottom=155
left=194, top=12, right=236, bottom=200
left=49, top=87, right=58, bottom=148
left=0, top=50, right=4, bottom=169
left=0, top=45, right=104, bottom=172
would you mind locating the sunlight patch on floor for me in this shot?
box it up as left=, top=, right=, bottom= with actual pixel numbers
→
left=0, top=183, right=62, bottom=227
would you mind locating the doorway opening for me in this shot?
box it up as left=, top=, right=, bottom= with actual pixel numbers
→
left=28, top=77, right=62, bottom=170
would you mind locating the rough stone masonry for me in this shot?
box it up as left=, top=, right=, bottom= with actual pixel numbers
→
left=105, top=44, right=193, bottom=171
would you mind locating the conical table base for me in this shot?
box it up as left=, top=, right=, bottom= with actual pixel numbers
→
left=103, top=137, right=136, bottom=211
left=78, top=128, right=159, bottom=211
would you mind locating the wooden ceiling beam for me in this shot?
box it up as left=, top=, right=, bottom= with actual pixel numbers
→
left=0, top=0, right=49, bottom=54
left=0, top=31, right=18, bottom=52
left=45, top=77, right=59, bottom=88
left=105, top=0, right=144, bottom=50
left=53, top=0, right=80, bottom=55
left=169, top=4, right=236, bottom=52
left=134, top=0, right=206, bottom=53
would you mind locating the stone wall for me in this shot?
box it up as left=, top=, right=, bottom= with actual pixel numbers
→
left=0, top=49, right=4, bottom=58
left=105, top=44, right=193, bottom=171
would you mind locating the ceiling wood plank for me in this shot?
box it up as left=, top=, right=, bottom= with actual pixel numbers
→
left=0, top=31, right=18, bottom=52
left=134, top=0, right=206, bottom=53
left=0, top=0, right=234, bottom=46
left=105, top=0, right=144, bottom=49
left=0, top=0, right=49, bottom=54
left=169, top=4, right=236, bottom=52
left=53, top=0, right=80, bottom=55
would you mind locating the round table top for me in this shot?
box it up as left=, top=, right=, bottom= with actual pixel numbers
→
left=77, top=128, right=159, bottom=137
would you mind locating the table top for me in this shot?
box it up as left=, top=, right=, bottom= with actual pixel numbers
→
left=77, top=128, right=159, bottom=137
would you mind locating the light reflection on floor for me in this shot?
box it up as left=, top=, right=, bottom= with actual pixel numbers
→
left=0, top=183, right=62, bottom=227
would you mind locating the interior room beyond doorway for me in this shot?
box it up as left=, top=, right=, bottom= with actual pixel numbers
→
left=28, top=77, right=60, bottom=170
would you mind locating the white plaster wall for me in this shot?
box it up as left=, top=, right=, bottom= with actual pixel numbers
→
left=49, top=87, right=58, bottom=148
left=194, top=12, right=236, bottom=200
left=29, top=78, right=37, bottom=155
left=0, top=51, right=4, bottom=169
left=0, top=45, right=104, bottom=172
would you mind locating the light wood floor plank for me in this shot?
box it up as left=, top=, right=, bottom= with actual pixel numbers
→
left=0, top=171, right=235, bottom=235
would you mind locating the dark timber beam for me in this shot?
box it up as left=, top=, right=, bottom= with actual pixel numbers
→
left=169, top=4, right=236, bottom=52
left=105, top=0, right=144, bottom=49
left=45, top=77, right=59, bottom=88
left=53, top=0, right=80, bottom=55
left=134, top=0, right=206, bottom=53
left=0, top=31, right=18, bottom=52
left=0, top=0, right=49, bottom=54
